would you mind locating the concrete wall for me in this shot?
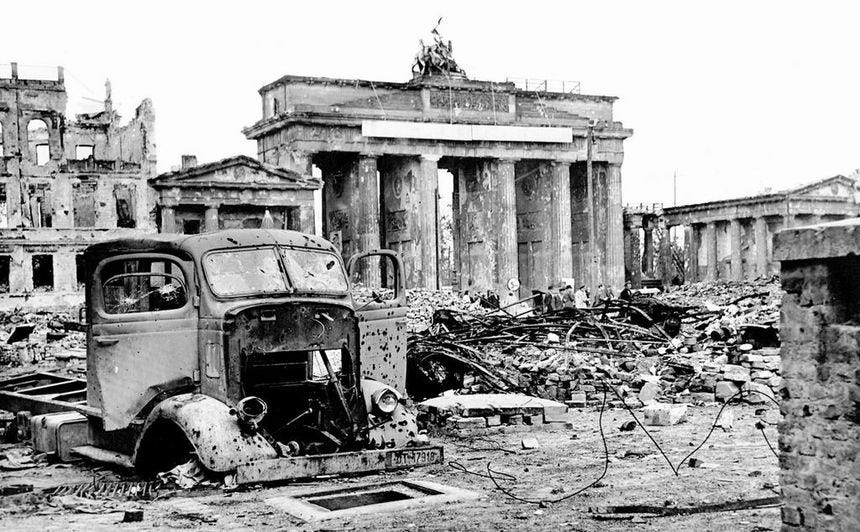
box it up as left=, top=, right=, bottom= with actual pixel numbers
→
left=775, top=220, right=860, bottom=531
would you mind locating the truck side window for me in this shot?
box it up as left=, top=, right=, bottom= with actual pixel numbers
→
left=100, top=258, right=187, bottom=314
left=350, top=254, right=397, bottom=304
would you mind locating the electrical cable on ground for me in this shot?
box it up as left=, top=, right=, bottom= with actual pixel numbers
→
left=448, top=376, right=780, bottom=505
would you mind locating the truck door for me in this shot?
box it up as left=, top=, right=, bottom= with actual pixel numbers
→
left=346, top=250, right=408, bottom=394
left=88, top=254, right=198, bottom=431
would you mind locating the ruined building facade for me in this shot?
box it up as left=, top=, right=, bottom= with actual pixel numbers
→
left=624, top=175, right=860, bottom=286
left=243, top=67, right=631, bottom=298
left=0, top=63, right=155, bottom=305
left=150, top=154, right=318, bottom=235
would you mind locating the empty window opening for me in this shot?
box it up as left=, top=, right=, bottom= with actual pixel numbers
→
left=35, top=144, right=50, bottom=166
left=113, top=184, right=136, bottom=228
left=75, top=145, right=94, bottom=160
left=27, top=184, right=52, bottom=228
left=75, top=254, right=86, bottom=290
left=32, top=254, right=54, bottom=291
left=0, top=184, right=7, bottom=228
left=73, top=180, right=97, bottom=228
left=182, top=219, right=201, bottom=235
left=0, top=256, right=9, bottom=293
left=27, top=119, right=50, bottom=164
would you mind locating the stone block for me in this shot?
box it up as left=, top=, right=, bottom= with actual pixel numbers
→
left=567, top=392, right=587, bottom=407
left=643, top=403, right=687, bottom=426
left=751, top=370, right=774, bottom=380
left=739, top=354, right=764, bottom=363
left=521, top=437, right=539, bottom=450
left=543, top=405, right=568, bottom=423
left=691, top=392, right=716, bottom=403
left=752, top=359, right=781, bottom=371
left=638, top=381, right=660, bottom=404
left=715, top=381, right=741, bottom=402
left=722, top=364, right=750, bottom=383
left=485, top=415, right=502, bottom=427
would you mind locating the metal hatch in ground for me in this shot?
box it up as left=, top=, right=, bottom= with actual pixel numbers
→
left=265, top=479, right=481, bottom=521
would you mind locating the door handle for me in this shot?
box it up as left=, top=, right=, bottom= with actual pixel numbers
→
left=95, top=337, right=119, bottom=346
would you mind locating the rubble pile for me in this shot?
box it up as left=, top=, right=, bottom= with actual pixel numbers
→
left=406, top=288, right=481, bottom=329
left=0, top=310, right=85, bottom=368
left=415, top=393, right=569, bottom=435
left=406, top=280, right=783, bottom=409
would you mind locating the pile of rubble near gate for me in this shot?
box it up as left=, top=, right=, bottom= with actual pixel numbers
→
left=405, top=278, right=782, bottom=421
left=0, top=310, right=85, bottom=369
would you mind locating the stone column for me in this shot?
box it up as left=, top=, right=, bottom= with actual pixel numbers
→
left=685, top=225, right=698, bottom=282
left=549, top=161, right=573, bottom=283
left=624, top=220, right=642, bottom=288
left=204, top=205, right=219, bottom=232
left=299, top=204, right=315, bottom=234
left=494, top=159, right=518, bottom=300
left=705, top=221, right=718, bottom=281
left=657, top=218, right=673, bottom=287
left=642, top=225, right=654, bottom=276
left=417, top=155, right=440, bottom=289
left=729, top=218, right=743, bottom=281
left=605, top=164, right=625, bottom=291
left=754, top=216, right=769, bottom=277
left=161, top=206, right=177, bottom=233
left=355, top=154, right=381, bottom=254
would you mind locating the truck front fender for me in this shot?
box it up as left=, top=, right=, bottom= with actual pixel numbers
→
left=134, top=393, right=277, bottom=474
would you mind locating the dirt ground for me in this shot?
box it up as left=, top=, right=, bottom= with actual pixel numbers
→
left=1, top=400, right=781, bottom=531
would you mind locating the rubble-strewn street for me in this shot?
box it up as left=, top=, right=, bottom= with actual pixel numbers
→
left=1, top=281, right=784, bottom=530
left=3, top=5, right=860, bottom=529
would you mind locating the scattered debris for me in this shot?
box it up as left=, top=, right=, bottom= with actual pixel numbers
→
left=520, top=437, right=539, bottom=450
left=589, top=495, right=782, bottom=518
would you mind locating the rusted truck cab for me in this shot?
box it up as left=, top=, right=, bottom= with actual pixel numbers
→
left=78, top=229, right=436, bottom=481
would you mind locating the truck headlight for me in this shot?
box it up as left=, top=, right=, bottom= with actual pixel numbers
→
left=372, top=388, right=398, bottom=415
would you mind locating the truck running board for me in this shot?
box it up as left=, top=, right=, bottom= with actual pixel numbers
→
left=236, top=446, right=444, bottom=485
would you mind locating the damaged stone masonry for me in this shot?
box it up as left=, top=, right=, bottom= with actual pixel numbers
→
left=243, top=61, right=632, bottom=298
left=0, top=63, right=155, bottom=306
left=624, top=174, right=860, bottom=287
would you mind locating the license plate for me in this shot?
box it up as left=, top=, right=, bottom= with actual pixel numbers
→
left=385, top=447, right=443, bottom=469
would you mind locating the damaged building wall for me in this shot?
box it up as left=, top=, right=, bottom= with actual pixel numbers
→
left=245, top=52, right=631, bottom=298
left=150, top=155, right=318, bottom=236
left=0, top=63, right=155, bottom=306
left=773, top=221, right=860, bottom=531
left=623, top=174, right=860, bottom=287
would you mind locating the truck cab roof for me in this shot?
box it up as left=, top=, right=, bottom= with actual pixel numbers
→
left=84, top=229, right=339, bottom=263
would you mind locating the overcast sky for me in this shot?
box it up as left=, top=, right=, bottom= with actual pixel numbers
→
left=3, top=1, right=858, bottom=207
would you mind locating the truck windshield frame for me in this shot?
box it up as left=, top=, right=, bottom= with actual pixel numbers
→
left=279, top=246, right=349, bottom=294
left=202, top=246, right=348, bottom=298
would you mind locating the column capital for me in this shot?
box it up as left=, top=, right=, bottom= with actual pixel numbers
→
left=419, top=154, right=442, bottom=163
left=358, top=152, right=382, bottom=160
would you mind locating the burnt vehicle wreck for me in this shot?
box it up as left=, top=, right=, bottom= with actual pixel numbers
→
left=0, top=230, right=441, bottom=483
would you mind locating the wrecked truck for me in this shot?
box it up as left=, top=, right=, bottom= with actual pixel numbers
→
left=0, top=229, right=442, bottom=483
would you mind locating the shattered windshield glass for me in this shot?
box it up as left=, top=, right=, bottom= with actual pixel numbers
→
left=204, top=249, right=287, bottom=296
left=280, top=248, right=348, bottom=292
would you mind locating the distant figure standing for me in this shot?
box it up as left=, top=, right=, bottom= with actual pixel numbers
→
left=619, top=281, right=634, bottom=301
left=573, top=285, right=589, bottom=309
left=593, top=283, right=615, bottom=307
left=561, top=285, right=576, bottom=309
